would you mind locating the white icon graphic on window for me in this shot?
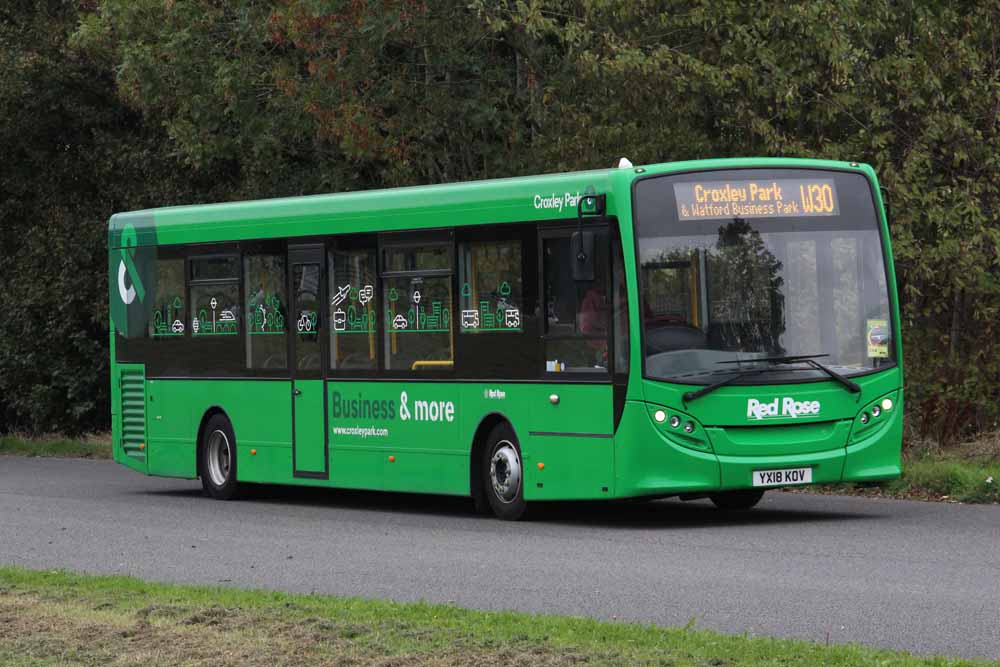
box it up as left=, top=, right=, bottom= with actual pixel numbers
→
left=171, top=320, right=185, bottom=334
left=297, top=313, right=314, bottom=333
left=412, top=290, right=422, bottom=304
left=333, top=308, right=347, bottom=331
left=461, top=309, right=480, bottom=329
left=392, top=314, right=408, bottom=330
left=505, top=309, right=520, bottom=328
left=192, top=318, right=201, bottom=334
left=332, top=284, right=350, bottom=307
left=359, top=285, right=374, bottom=306
left=220, top=310, right=236, bottom=322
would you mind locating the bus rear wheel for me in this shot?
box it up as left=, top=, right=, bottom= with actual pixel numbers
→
left=709, top=489, right=764, bottom=510
left=200, top=414, right=242, bottom=500
left=483, top=423, right=527, bottom=521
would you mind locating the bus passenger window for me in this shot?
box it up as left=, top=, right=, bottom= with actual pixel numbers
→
left=382, top=240, right=454, bottom=372
left=457, top=240, right=522, bottom=333
left=542, top=234, right=610, bottom=373
left=190, top=254, right=240, bottom=339
left=329, top=246, right=377, bottom=371
left=149, top=258, right=185, bottom=339
left=244, top=254, right=287, bottom=370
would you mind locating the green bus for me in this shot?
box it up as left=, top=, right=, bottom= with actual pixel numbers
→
left=109, top=157, right=902, bottom=520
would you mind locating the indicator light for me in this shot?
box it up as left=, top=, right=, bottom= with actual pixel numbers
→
left=654, top=409, right=666, bottom=423
left=250, top=449, right=257, bottom=456
left=537, top=462, right=545, bottom=470
left=388, top=455, right=396, bottom=463
left=871, top=406, right=881, bottom=418
left=881, top=398, right=893, bottom=411
left=860, top=412, right=870, bottom=424
left=669, top=415, right=681, bottom=428
left=684, top=421, right=695, bottom=433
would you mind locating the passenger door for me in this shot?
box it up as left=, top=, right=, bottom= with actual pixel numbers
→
left=521, top=226, right=616, bottom=500
left=289, top=245, right=328, bottom=479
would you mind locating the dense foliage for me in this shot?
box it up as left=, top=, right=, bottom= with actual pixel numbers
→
left=2, top=0, right=998, bottom=441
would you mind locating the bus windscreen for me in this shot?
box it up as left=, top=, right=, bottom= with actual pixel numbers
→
left=634, top=168, right=895, bottom=386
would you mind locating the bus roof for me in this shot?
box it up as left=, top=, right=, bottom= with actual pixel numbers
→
left=109, top=157, right=872, bottom=247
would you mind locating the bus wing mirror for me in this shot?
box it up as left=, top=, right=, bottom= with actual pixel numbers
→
left=571, top=231, right=595, bottom=282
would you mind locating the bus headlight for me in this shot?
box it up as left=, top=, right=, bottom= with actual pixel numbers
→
left=881, top=398, right=893, bottom=411
left=647, top=405, right=712, bottom=452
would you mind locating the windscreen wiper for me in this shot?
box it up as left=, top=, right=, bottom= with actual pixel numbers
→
left=683, top=353, right=861, bottom=403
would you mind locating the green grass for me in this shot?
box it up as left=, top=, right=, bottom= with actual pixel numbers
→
left=0, top=434, right=112, bottom=459
left=0, top=566, right=994, bottom=667
left=814, top=432, right=1000, bottom=504
left=883, top=456, right=1000, bottom=503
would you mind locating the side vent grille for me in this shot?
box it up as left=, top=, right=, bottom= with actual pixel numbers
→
left=120, top=367, right=146, bottom=461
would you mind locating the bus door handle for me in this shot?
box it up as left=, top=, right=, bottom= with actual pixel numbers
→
left=293, top=388, right=302, bottom=396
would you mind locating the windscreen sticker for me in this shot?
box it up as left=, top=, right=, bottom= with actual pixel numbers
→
left=867, top=319, right=890, bottom=358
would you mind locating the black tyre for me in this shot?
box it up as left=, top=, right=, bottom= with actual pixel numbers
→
left=200, top=414, right=242, bottom=500
left=482, top=423, right=527, bottom=521
left=709, top=489, right=765, bottom=510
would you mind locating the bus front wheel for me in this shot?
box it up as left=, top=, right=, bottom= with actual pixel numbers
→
left=709, top=489, right=764, bottom=510
left=483, top=423, right=527, bottom=521
left=200, top=414, right=242, bottom=500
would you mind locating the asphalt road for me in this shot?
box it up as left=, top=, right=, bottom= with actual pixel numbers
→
left=1, top=458, right=998, bottom=660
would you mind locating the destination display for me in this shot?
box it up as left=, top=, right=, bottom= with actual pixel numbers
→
left=674, top=178, right=839, bottom=220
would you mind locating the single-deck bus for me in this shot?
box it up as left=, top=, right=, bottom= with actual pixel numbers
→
left=109, top=158, right=902, bottom=519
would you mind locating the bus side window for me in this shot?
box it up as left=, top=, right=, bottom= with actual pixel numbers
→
left=148, top=257, right=186, bottom=340
left=381, top=235, right=454, bottom=372
left=541, top=231, right=610, bottom=374
left=244, top=253, right=288, bottom=370
left=329, top=243, right=378, bottom=371
left=457, top=239, right=523, bottom=334
left=611, top=237, right=629, bottom=376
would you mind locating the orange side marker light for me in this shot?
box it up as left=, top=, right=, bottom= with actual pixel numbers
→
left=389, top=455, right=396, bottom=463
left=250, top=449, right=257, bottom=456
left=139, top=443, right=145, bottom=451
left=537, top=462, right=545, bottom=470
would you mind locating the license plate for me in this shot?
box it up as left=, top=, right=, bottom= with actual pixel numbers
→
left=752, top=467, right=812, bottom=487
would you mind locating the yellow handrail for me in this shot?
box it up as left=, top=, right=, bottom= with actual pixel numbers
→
left=411, top=360, right=454, bottom=370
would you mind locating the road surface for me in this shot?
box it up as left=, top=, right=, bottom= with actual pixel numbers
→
left=1, top=457, right=998, bottom=659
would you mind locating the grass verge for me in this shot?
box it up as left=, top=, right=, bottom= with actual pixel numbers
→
left=809, top=432, right=1000, bottom=504
left=0, top=434, right=111, bottom=459
left=0, top=566, right=994, bottom=667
